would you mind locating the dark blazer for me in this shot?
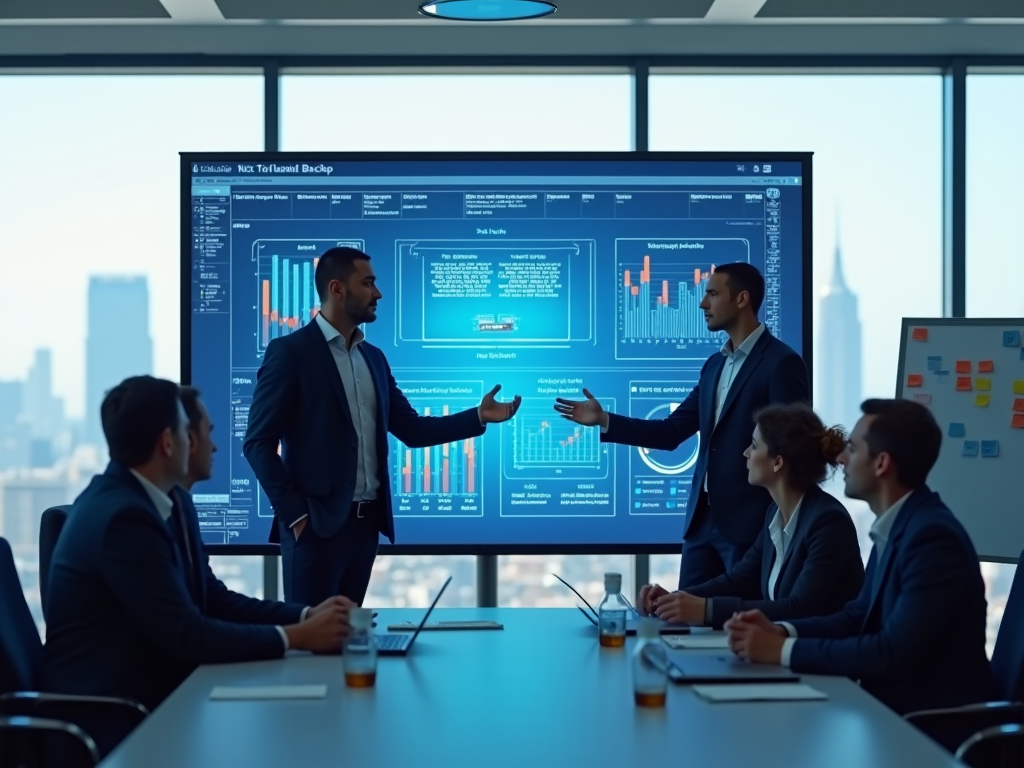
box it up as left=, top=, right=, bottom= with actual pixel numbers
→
left=169, top=486, right=307, bottom=625
left=243, top=321, right=485, bottom=543
left=601, top=327, right=808, bottom=546
left=684, top=485, right=864, bottom=628
left=41, top=463, right=300, bottom=712
left=788, top=487, right=995, bottom=715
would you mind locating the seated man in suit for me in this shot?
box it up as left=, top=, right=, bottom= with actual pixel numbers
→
left=43, top=376, right=354, bottom=717
left=640, top=403, right=863, bottom=628
left=726, top=398, right=994, bottom=714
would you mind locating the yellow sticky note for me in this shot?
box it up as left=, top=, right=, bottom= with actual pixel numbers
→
left=1015, top=381, right=1024, bottom=395
left=976, top=378, right=991, bottom=391
left=975, top=394, right=991, bottom=407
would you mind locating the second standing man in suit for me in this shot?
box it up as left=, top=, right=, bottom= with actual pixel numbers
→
left=555, top=263, right=809, bottom=586
left=245, top=247, right=521, bottom=605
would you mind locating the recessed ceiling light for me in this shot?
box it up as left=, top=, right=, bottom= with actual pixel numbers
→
left=419, top=1, right=557, bottom=21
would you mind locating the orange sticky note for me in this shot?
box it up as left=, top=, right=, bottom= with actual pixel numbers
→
left=1014, top=414, right=1024, bottom=429
left=1014, top=399, right=1024, bottom=413
left=956, top=361, right=971, bottom=374
left=979, top=360, right=994, bottom=373
left=906, top=374, right=923, bottom=388
left=912, top=327, right=928, bottom=341
left=956, top=377, right=972, bottom=391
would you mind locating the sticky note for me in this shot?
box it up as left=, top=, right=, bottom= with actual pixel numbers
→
left=927, top=356, right=943, bottom=372
left=962, top=441, right=979, bottom=457
left=975, top=395, right=990, bottom=407
left=1020, top=348, right=1024, bottom=361
left=956, top=377, right=972, bottom=391
left=956, top=361, right=971, bottom=374
left=1013, top=414, right=1024, bottom=430
left=981, top=440, right=1000, bottom=458
left=948, top=422, right=966, bottom=438
left=935, top=370, right=950, bottom=376
left=979, top=360, right=994, bottom=373
left=1014, top=381, right=1024, bottom=395
left=1004, top=330, right=1021, bottom=347
left=976, top=378, right=991, bottom=391
left=1014, top=399, right=1024, bottom=413
left=906, top=374, right=923, bottom=388
left=912, top=327, right=928, bottom=341
left=913, top=393, right=932, bottom=405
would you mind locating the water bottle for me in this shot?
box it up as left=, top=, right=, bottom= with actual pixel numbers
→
left=598, top=573, right=628, bottom=647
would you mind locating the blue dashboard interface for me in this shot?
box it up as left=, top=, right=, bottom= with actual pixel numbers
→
left=186, top=155, right=806, bottom=548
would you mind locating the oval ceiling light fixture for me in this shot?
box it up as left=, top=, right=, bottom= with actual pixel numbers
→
left=419, top=1, right=557, bottom=21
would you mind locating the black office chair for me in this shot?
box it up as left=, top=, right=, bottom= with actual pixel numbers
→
left=905, top=549, right=1024, bottom=754
left=37, top=505, right=70, bottom=621
left=0, top=537, right=148, bottom=766
left=0, top=715, right=100, bottom=768
left=955, top=724, right=1024, bottom=768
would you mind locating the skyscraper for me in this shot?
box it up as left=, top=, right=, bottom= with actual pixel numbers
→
left=816, top=220, right=863, bottom=432
left=85, top=277, right=153, bottom=445
left=24, top=349, right=64, bottom=441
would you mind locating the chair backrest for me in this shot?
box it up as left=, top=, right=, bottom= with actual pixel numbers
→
left=38, top=505, right=70, bottom=620
left=990, top=549, right=1024, bottom=702
left=0, top=537, right=43, bottom=693
left=956, top=724, right=1024, bottom=768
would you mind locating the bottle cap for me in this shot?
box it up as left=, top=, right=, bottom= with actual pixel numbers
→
left=350, top=607, right=372, bottom=630
left=604, top=573, right=622, bottom=592
left=638, top=617, right=660, bottom=639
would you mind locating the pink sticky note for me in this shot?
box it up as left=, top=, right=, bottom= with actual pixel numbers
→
left=978, top=360, right=994, bottom=373
left=956, top=377, right=972, bottom=391
left=1014, top=414, right=1024, bottom=430
left=907, top=374, right=923, bottom=388
left=912, top=328, right=928, bottom=341
left=1014, top=399, right=1024, bottom=413
left=956, top=360, right=971, bottom=374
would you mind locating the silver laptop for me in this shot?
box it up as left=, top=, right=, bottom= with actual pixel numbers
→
left=375, top=576, right=451, bottom=656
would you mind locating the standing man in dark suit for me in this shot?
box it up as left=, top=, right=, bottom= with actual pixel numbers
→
left=555, top=263, right=809, bottom=586
left=726, top=399, right=994, bottom=715
left=42, top=377, right=354, bottom=716
left=244, top=247, right=521, bottom=605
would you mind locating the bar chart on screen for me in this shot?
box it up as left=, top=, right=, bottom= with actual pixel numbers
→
left=614, top=238, right=751, bottom=361
left=253, top=238, right=365, bottom=351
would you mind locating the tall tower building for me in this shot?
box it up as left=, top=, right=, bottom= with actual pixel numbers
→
left=24, top=349, right=64, bottom=441
left=85, top=277, right=153, bottom=446
left=816, top=220, right=862, bottom=432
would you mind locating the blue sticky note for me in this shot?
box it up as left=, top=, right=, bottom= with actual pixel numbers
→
left=927, top=356, right=943, bottom=372
left=962, top=441, right=980, bottom=457
left=981, top=440, right=1000, bottom=458
left=1004, top=330, right=1021, bottom=347
left=1020, top=348, right=1024, bottom=361
left=935, top=370, right=950, bottom=376
left=948, top=422, right=966, bottom=438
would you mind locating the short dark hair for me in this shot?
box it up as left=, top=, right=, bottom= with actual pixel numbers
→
left=755, top=403, right=846, bottom=489
left=179, top=386, right=203, bottom=432
left=100, top=376, right=183, bottom=467
left=714, top=263, right=765, bottom=315
left=860, top=398, right=942, bottom=488
left=314, top=247, right=371, bottom=301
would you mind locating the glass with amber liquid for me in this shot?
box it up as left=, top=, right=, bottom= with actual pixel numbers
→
left=343, top=607, right=377, bottom=688
left=633, top=618, right=668, bottom=707
left=598, top=573, right=628, bottom=648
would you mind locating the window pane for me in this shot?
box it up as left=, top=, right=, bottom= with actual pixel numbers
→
left=0, top=75, right=264, bottom=624
left=650, top=74, right=942, bottom=603
left=282, top=73, right=634, bottom=607
left=967, top=75, right=1024, bottom=318
left=281, top=74, right=632, bottom=151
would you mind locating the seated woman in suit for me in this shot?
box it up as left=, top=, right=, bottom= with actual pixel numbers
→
left=640, top=402, right=864, bottom=628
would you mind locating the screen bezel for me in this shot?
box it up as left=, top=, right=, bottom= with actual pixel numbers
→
left=180, top=150, right=813, bottom=556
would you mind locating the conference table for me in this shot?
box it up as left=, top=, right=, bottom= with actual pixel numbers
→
left=99, top=608, right=963, bottom=768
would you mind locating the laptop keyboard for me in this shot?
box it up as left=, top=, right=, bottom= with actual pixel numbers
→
left=377, top=633, right=408, bottom=651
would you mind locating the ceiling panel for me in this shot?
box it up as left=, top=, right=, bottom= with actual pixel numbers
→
left=758, top=0, right=1024, bottom=18
left=0, top=0, right=169, bottom=18
left=213, top=0, right=715, bottom=21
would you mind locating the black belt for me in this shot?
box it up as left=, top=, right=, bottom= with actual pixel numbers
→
left=351, top=499, right=381, bottom=519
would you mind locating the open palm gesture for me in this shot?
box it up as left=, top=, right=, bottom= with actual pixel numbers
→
left=553, top=388, right=605, bottom=427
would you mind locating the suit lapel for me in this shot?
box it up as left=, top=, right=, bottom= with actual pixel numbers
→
left=862, top=490, right=925, bottom=626
left=760, top=509, right=777, bottom=596
left=701, top=354, right=726, bottom=432
left=172, top=487, right=206, bottom=608
left=303, top=322, right=355, bottom=430
left=715, top=332, right=770, bottom=428
left=357, top=342, right=388, bottom=429
left=777, top=487, right=818, bottom=581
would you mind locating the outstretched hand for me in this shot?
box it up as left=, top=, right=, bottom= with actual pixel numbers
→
left=553, top=388, right=606, bottom=428
left=479, top=384, right=522, bottom=424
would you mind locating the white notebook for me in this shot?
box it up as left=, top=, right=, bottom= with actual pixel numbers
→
left=210, top=685, right=328, bottom=701
left=662, top=634, right=731, bottom=650
left=693, top=684, right=827, bottom=703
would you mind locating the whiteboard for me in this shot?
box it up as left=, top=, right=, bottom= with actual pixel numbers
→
left=896, top=318, right=1024, bottom=562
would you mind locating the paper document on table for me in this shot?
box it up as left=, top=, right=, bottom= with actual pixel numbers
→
left=693, top=684, right=827, bottom=702
left=662, top=635, right=730, bottom=649
left=210, top=685, right=327, bottom=701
